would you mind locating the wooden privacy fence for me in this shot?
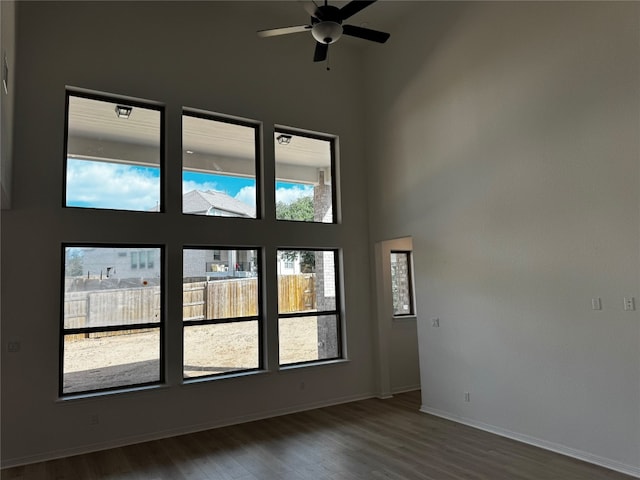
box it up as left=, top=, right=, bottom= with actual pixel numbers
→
left=183, top=278, right=260, bottom=321
left=65, top=274, right=316, bottom=338
left=183, top=274, right=316, bottom=321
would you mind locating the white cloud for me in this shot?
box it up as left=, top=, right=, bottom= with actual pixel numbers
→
left=234, top=185, right=256, bottom=209
left=66, top=160, right=160, bottom=211
left=276, top=185, right=313, bottom=204
left=182, top=179, right=220, bottom=194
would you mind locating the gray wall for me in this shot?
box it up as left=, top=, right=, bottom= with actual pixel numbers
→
left=365, top=1, right=639, bottom=475
left=0, top=0, right=16, bottom=208
left=1, top=1, right=375, bottom=465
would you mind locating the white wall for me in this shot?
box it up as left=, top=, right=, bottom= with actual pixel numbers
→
left=365, top=1, right=639, bottom=476
left=0, top=1, right=376, bottom=466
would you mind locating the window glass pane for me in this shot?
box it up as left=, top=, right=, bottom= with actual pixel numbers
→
left=184, top=322, right=259, bottom=378
left=182, top=114, right=257, bottom=218
left=183, top=248, right=259, bottom=321
left=62, top=246, right=162, bottom=395
left=390, top=251, right=414, bottom=316
left=63, top=247, right=161, bottom=329
left=277, top=249, right=340, bottom=366
left=63, top=329, right=160, bottom=394
left=65, top=95, right=161, bottom=211
left=279, top=314, right=339, bottom=365
left=277, top=250, right=336, bottom=314
left=275, top=131, right=334, bottom=223
left=183, top=248, right=261, bottom=379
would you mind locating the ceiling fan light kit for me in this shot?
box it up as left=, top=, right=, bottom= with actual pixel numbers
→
left=311, top=21, right=343, bottom=44
left=257, top=0, right=390, bottom=65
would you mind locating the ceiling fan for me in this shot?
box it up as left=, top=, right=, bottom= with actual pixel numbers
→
left=257, top=0, right=390, bottom=63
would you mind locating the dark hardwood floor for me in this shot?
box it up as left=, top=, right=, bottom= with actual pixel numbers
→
left=2, top=390, right=635, bottom=479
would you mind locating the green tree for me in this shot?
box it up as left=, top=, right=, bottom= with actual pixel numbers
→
left=275, top=195, right=314, bottom=222
left=277, top=196, right=315, bottom=272
left=66, top=250, right=84, bottom=276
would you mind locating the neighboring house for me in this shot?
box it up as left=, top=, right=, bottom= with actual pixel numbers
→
left=68, top=246, right=161, bottom=281
left=183, top=189, right=255, bottom=218
left=276, top=254, right=300, bottom=275
left=183, top=248, right=256, bottom=279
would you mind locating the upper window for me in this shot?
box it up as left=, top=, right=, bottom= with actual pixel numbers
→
left=390, top=251, right=415, bottom=316
left=61, top=245, right=163, bottom=395
left=65, top=93, right=162, bottom=212
left=182, top=113, right=259, bottom=218
left=275, top=130, right=336, bottom=223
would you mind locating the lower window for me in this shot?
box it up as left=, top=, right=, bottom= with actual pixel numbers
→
left=183, top=247, right=262, bottom=379
left=277, top=249, right=341, bottom=366
left=61, top=245, right=163, bottom=395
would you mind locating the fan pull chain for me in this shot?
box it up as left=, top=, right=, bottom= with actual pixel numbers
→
left=326, top=49, right=331, bottom=71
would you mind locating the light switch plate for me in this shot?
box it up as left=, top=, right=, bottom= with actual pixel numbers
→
left=624, top=297, right=635, bottom=311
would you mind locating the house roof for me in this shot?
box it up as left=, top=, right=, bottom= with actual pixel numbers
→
left=183, top=189, right=254, bottom=217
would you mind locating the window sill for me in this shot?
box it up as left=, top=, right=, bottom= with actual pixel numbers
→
left=182, top=369, right=269, bottom=386
left=57, top=383, right=168, bottom=403
left=393, top=315, right=417, bottom=322
left=279, top=358, right=350, bottom=372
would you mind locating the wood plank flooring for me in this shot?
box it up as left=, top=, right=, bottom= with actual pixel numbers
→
left=2, top=391, right=635, bottom=480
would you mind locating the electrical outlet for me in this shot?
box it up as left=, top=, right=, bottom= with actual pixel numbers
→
left=591, top=297, right=602, bottom=310
left=7, top=341, right=20, bottom=353
left=464, top=392, right=470, bottom=402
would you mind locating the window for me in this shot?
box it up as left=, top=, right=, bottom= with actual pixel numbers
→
left=390, top=251, right=414, bottom=316
left=64, top=93, right=162, bottom=212
left=61, top=245, right=163, bottom=395
left=183, top=248, right=261, bottom=379
left=277, top=249, right=341, bottom=366
left=130, top=250, right=156, bottom=269
left=60, top=90, right=344, bottom=394
left=275, top=130, right=336, bottom=223
left=182, top=113, right=259, bottom=218
left=138, top=251, right=147, bottom=269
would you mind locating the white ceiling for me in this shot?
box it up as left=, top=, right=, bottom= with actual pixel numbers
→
left=263, top=0, right=414, bottom=32
left=67, top=95, right=332, bottom=174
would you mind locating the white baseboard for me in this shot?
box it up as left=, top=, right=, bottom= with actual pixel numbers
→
left=376, top=384, right=421, bottom=399
left=392, top=384, right=420, bottom=395
left=420, top=405, right=640, bottom=479
left=1, top=391, right=375, bottom=469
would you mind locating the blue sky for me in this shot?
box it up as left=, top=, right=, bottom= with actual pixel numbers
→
left=66, top=159, right=312, bottom=211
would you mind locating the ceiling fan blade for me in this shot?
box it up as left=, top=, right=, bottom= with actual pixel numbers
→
left=342, top=24, right=390, bottom=43
left=339, top=0, right=377, bottom=21
left=257, top=25, right=311, bottom=38
left=302, top=0, right=322, bottom=20
left=314, top=42, right=329, bottom=62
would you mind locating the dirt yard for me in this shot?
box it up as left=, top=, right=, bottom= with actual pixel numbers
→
left=63, top=317, right=318, bottom=394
